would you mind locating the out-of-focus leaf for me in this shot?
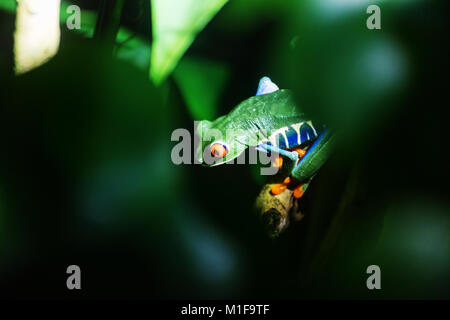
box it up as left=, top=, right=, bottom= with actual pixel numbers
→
left=115, top=29, right=152, bottom=71
left=1, top=0, right=152, bottom=72
left=217, top=0, right=295, bottom=32
left=0, top=0, right=15, bottom=11
left=173, top=57, right=229, bottom=120
left=277, top=0, right=408, bottom=144
left=0, top=1, right=97, bottom=37
left=150, top=0, right=228, bottom=85
left=60, top=1, right=97, bottom=37
left=14, top=0, right=61, bottom=74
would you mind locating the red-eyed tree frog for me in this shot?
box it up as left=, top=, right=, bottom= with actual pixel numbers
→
left=196, top=77, right=334, bottom=199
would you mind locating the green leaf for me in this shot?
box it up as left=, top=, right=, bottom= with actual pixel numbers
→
left=150, top=0, right=228, bottom=85
left=0, top=0, right=16, bottom=12
left=115, top=29, right=152, bottom=71
left=173, top=57, right=229, bottom=120
left=0, top=1, right=97, bottom=37
left=60, top=2, right=97, bottom=37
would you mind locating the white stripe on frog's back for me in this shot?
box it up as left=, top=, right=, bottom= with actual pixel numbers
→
left=258, top=121, right=318, bottom=149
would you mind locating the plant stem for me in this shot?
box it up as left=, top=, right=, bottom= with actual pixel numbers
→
left=94, top=0, right=125, bottom=53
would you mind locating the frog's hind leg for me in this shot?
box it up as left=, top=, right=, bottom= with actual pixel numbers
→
left=291, top=129, right=334, bottom=182
left=290, top=130, right=333, bottom=200
left=293, top=179, right=312, bottom=199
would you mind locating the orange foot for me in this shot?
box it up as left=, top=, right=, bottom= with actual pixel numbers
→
left=271, top=183, right=286, bottom=195
left=270, top=147, right=307, bottom=197
left=293, top=147, right=306, bottom=158
left=271, top=177, right=291, bottom=195
left=293, top=183, right=305, bottom=199
left=272, top=155, right=283, bottom=169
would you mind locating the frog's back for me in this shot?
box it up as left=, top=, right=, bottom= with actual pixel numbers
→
left=223, top=89, right=322, bottom=148
left=226, top=90, right=303, bottom=128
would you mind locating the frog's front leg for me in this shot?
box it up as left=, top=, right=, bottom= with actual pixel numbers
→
left=256, top=143, right=298, bottom=176
left=257, top=144, right=306, bottom=196
left=256, top=144, right=298, bottom=163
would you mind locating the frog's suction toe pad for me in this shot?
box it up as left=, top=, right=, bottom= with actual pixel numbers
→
left=256, top=76, right=279, bottom=96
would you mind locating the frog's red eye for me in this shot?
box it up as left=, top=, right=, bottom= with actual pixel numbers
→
left=210, top=143, right=227, bottom=158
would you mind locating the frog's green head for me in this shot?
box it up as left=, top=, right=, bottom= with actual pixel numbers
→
left=195, top=76, right=280, bottom=166
left=195, top=119, right=250, bottom=166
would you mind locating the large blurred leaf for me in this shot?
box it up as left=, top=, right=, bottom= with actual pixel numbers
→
left=115, top=29, right=152, bottom=71
left=173, top=57, right=229, bottom=120
left=0, top=1, right=97, bottom=37
left=0, top=0, right=15, bottom=11
left=60, top=1, right=97, bottom=37
left=14, top=0, right=61, bottom=74
left=150, top=0, right=228, bottom=85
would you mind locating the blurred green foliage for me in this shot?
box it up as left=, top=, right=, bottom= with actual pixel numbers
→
left=173, top=57, right=229, bottom=120
left=60, top=1, right=97, bottom=37
left=0, top=0, right=15, bottom=11
left=115, top=28, right=151, bottom=71
left=150, top=0, right=228, bottom=85
left=0, top=0, right=448, bottom=300
left=0, top=0, right=97, bottom=37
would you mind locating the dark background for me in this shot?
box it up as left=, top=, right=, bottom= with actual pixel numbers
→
left=0, top=0, right=449, bottom=299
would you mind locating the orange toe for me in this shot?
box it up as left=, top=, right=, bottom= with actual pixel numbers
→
left=271, top=183, right=287, bottom=195
left=295, top=148, right=306, bottom=158
left=293, top=184, right=304, bottom=199
left=272, top=155, right=283, bottom=169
